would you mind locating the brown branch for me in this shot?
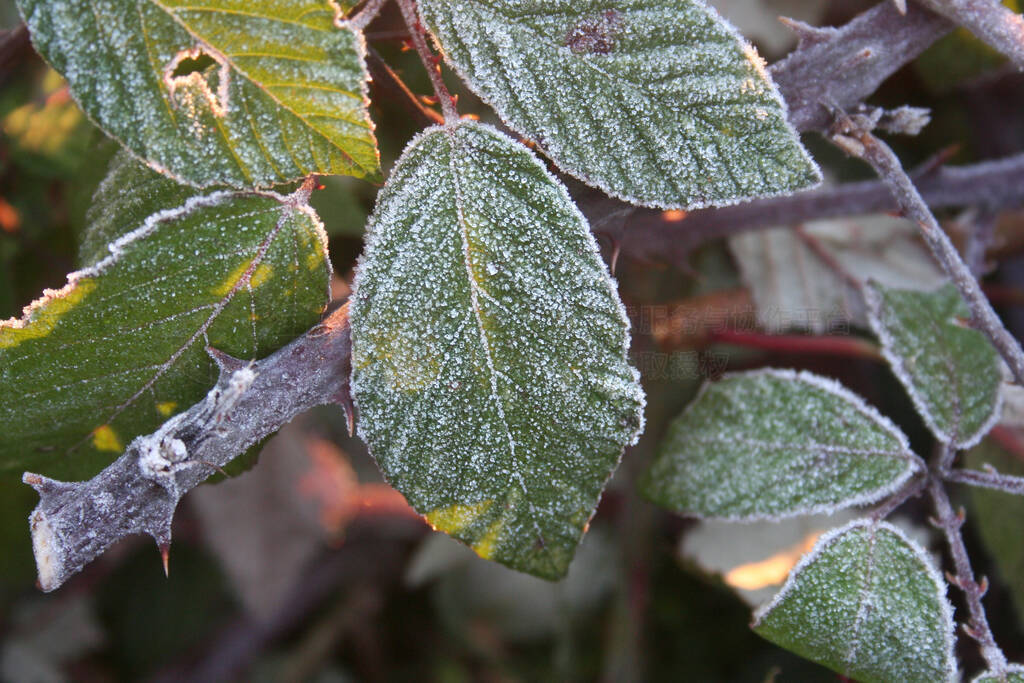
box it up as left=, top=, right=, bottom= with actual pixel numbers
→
left=395, top=0, right=457, bottom=122
left=827, top=111, right=1024, bottom=388
left=770, top=2, right=952, bottom=133
left=588, top=152, right=1024, bottom=264
left=365, top=45, right=444, bottom=127
left=22, top=303, right=353, bottom=592
left=945, top=466, right=1024, bottom=495
left=914, top=0, right=1024, bottom=70
left=928, top=471, right=1009, bottom=675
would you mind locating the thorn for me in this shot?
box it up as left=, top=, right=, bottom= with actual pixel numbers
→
left=777, top=16, right=837, bottom=48
left=956, top=506, right=967, bottom=524
left=982, top=463, right=997, bottom=474
left=978, top=575, right=989, bottom=596
left=335, top=386, right=355, bottom=437
left=945, top=570, right=960, bottom=587
left=420, top=94, right=439, bottom=105
left=963, top=623, right=981, bottom=640
left=206, top=346, right=246, bottom=375
left=159, top=542, right=170, bottom=578
left=928, top=515, right=943, bottom=528
left=22, top=472, right=71, bottom=496
left=199, top=460, right=230, bottom=478
left=893, top=0, right=907, bottom=14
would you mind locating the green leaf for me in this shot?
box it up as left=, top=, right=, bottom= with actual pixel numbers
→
left=0, top=152, right=331, bottom=480
left=350, top=120, right=644, bottom=579
left=642, top=369, right=921, bottom=520
left=973, top=665, right=1024, bottom=682
left=418, top=0, right=820, bottom=209
left=866, top=283, right=1003, bottom=448
left=17, top=0, right=380, bottom=188
left=753, top=519, right=956, bottom=683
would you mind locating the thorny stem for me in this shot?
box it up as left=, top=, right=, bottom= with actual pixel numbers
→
left=828, top=114, right=1024, bottom=388
left=928, top=460, right=1009, bottom=676
left=914, top=0, right=1024, bottom=70
left=347, top=0, right=389, bottom=31
left=395, top=0, right=458, bottom=123
left=945, top=467, right=1024, bottom=495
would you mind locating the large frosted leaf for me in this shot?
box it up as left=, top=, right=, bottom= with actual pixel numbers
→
left=0, top=153, right=331, bottom=480
left=642, top=369, right=921, bottom=520
left=753, top=519, right=956, bottom=683
left=17, top=0, right=380, bottom=188
left=729, top=214, right=946, bottom=334
left=350, top=120, right=644, bottom=579
left=418, top=0, right=820, bottom=209
left=867, top=283, right=1003, bottom=448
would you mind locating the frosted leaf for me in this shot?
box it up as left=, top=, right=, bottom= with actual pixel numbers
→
left=866, top=283, right=1003, bottom=448
left=974, top=666, right=1024, bottom=682
left=0, top=152, right=330, bottom=479
left=752, top=519, right=957, bottom=683
left=642, top=369, right=921, bottom=520
left=730, top=214, right=946, bottom=333
left=16, top=0, right=380, bottom=188
left=350, top=120, right=644, bottom=580
left=418, top=0, right=820, bottom=209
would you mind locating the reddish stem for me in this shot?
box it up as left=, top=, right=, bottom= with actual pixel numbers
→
left=708, top=329, right=883, bottom=361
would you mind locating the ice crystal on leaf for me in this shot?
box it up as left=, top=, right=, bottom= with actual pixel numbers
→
left=642, top=369, right=921, bottom=520
left=0, top=152, right=330, bottom=479
left=866, top=283, right=1003, bottom=448
left=753, top=519, right=956, bottom=683
left=973, top=666, right=1024, bottom=682
left=350, top=120, right=644, bottom=580
left=16, top=0, right=380, bottom=188
left=418, top=0, right=821, bottom=209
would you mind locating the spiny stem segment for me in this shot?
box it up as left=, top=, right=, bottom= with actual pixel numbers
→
left=928, top=469, right=1009, bottom=676
left=395, top=0, right=458, bottom=123
left=827, top=107, right=1024, bottom=389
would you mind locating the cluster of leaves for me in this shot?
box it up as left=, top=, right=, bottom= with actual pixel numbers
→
left=2, top=0, right=1024, bottom=680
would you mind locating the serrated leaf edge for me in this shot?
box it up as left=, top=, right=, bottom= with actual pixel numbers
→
left=751, top=518, right=957, bottom=682
left=648, top=367, right=922, bottom=523
left=865, top=281, right=1004, bottom=449
left=420, top=1, right=821, bottom=210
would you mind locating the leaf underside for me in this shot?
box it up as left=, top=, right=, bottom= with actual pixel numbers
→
left=867, top=283, right=1002, bottom=448
left=753, top=520, right=956, bottom=683
left=350, top=120, right=644, bottom=580
left=419, top=0, right=820, bottom=209
left=0, top=153, right=331, bottom=480
left=16, top=0, right=380, bottom=188
left=642, top=369, right=919, bottom=520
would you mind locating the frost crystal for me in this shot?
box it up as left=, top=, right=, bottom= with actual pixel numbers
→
left=350, top=120, right=644, bottom=579
left=419, top=0, right=820, bottom=209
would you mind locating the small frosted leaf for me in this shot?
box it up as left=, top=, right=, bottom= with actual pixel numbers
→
left=866, top=282, right=1003, bottom=448
left=642, top=369, right=920, bottom=520
left=752, top=519, right=956, bottom=683
left=973, top=666, right=1024, bottom=682
left=17, top=0, right=380, bottom=187
left=350, top=120, right=644, bottom=579
left=0, top=152, right=330, bottom=480
left=418, top=0, right=820, bottom=209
